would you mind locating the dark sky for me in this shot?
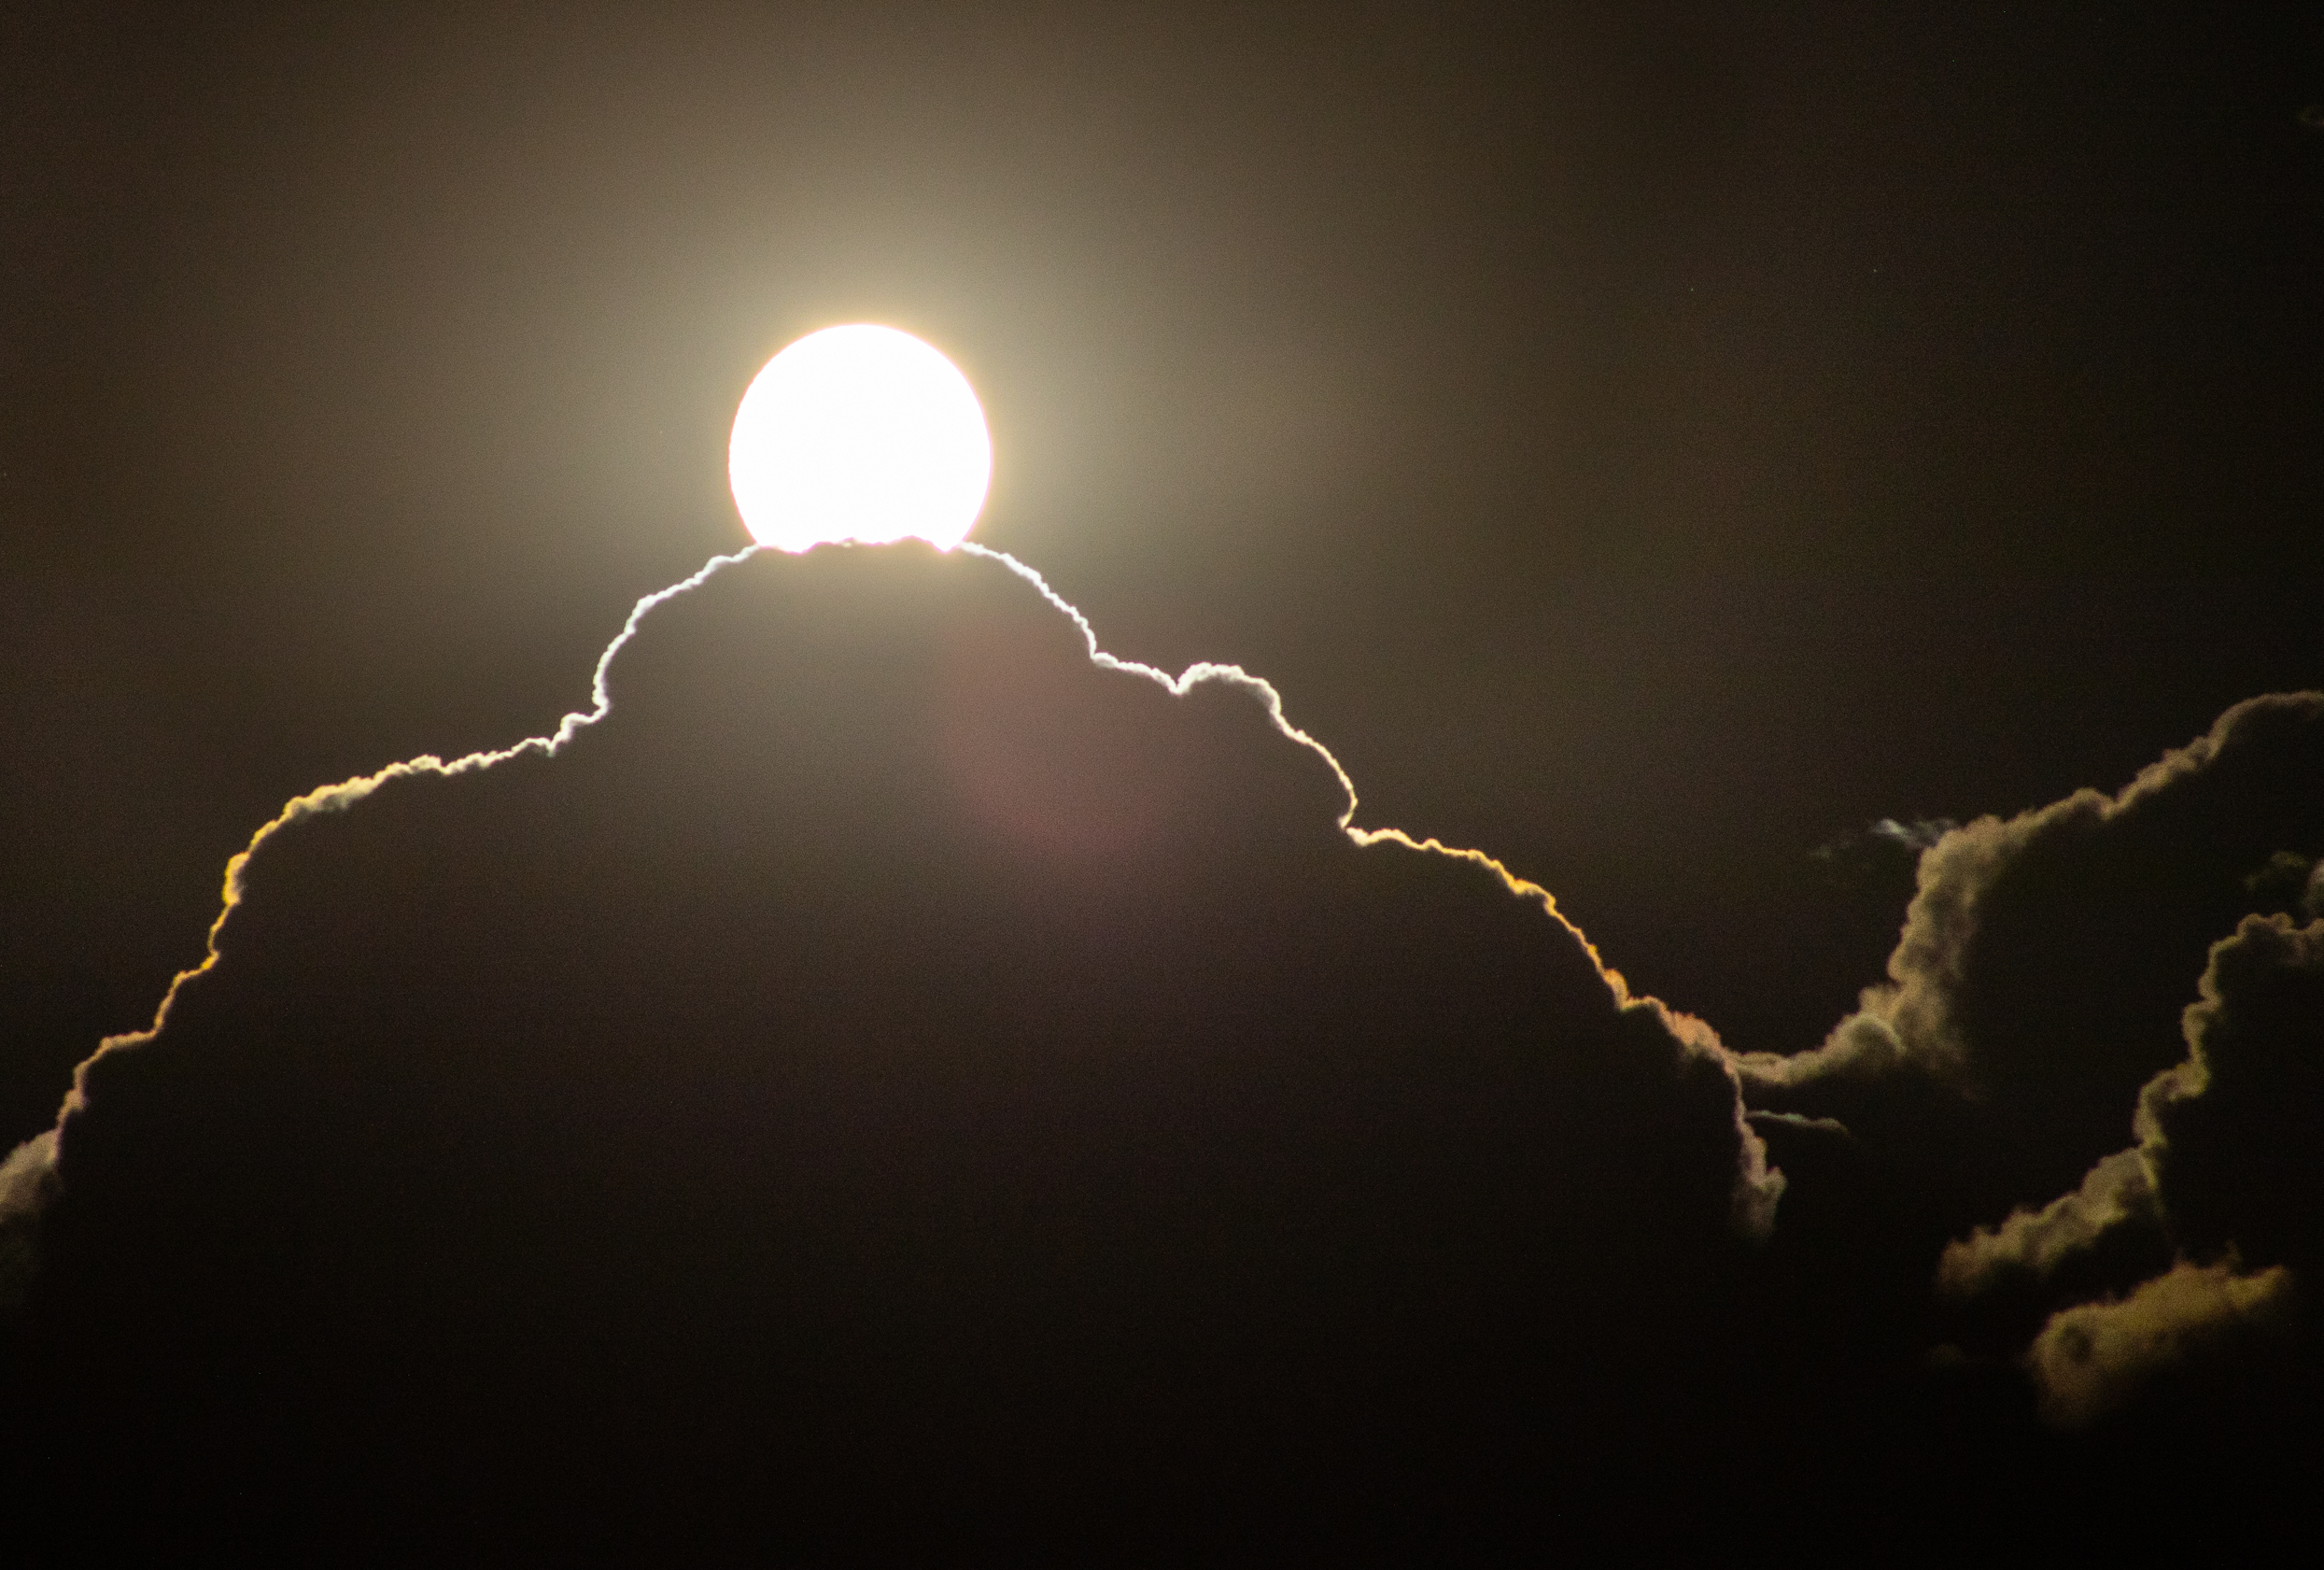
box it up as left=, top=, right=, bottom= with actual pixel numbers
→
left=5, top=1, right=2322, bottom=1553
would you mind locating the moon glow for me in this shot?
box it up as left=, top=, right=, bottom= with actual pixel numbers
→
left=727, top=324, right=993, bottom=554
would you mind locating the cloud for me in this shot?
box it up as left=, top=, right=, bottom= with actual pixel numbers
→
left=0, top=1129, right=57, bottom=1308
left=1937, top=1147, right=2156, bottom=1298
left=954, top=543, right=1777, bottom=1232
left=1806, top=816, right=1951, bottom=891
left=1712, top=694, right=2324, bottom=1443
left=9, top=543, right=1774, bottom=1552
left=19, top=542, right=2312, bottom=1547
left=0, top=1130, right=58, bottom=1223
left=2139, top=912, right=2324, bottom=1275
left=1736, top=692, right=2324, bottom=1221
left=2023, top=1260, right=2294, bottom=1427
left=1941, top=911, right=2324, bottom=1422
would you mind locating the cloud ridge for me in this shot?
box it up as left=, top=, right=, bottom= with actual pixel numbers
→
left=7, top=537, right=1783, bottom=1298
left=963, top=543, right=1781, bottom=1231
left=0, top=546, right=760, bottom=1243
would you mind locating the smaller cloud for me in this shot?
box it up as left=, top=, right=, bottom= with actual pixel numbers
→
left=1942, top=912, right=2324, bottom=1421
left=0, top=1131, right=59, bottom=1308
left=1937, top=1147, right=2154, bottom=1298
left=1807, top=817, right=1955, bottom=884
left=1737, top=693, right=2324, bottom=1225
left=2023, top=1259, right=2294, bottom=1427
left=1809, top=816, right=1955, bottom=862
left=0, top=1133, right=57, bottom=1223
left=1868, top=816, right=1957, bottom=852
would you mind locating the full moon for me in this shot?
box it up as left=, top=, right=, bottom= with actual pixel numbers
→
left=727, top=324, right=993, bottom=554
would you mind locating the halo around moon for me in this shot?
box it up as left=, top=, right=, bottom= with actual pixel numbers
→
left=727, top=324, right=993, bottom=554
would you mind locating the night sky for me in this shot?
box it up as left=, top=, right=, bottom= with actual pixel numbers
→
left=6, top=2, right=2322, bottom=1555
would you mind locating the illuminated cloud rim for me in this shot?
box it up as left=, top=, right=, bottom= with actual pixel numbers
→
left=1734, top=691, right=2324, bottom=1096
left=1943, top=910, right=2322, bottom=1424
left=0, top=545, right=1782, bottom=1263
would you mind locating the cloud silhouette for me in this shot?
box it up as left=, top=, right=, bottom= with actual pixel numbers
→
left=7, top=544, right=1776, bottom=1555
left=11, top=545, right=2318, bottom=1551
left=0, top=548, right=754, bottom=1257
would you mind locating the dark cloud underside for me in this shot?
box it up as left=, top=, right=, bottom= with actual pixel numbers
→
left=7, top=550, right=2319, bottom=1552
left=11, top=546, right=1768, bottom=1554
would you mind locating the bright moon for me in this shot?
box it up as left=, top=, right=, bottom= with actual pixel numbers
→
left=728, top=324, right=993, bottom=554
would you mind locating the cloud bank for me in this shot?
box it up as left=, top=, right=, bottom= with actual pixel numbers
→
left=7, top=543, right=1776, bottom=1555
left=7, top=542, right=2318, bottom=1550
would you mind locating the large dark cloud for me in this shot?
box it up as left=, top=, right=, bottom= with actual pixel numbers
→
left=5, top=545, right=1773, bottom=1556
left=7, top=553, right=2319, bottom=1553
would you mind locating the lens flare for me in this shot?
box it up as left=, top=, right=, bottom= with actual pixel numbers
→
left=727, top=324, right=993, bottom=553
